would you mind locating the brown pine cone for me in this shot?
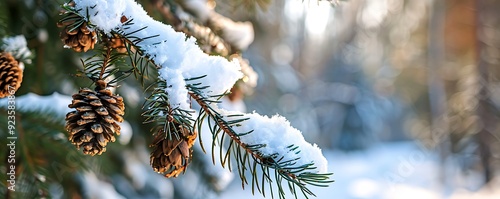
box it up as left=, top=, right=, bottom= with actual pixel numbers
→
left=150, top=123, right=197, bottom=178
left=65, top=80, right=125, bottom=156
left=103, top=35, right=127, bottom=53
left=0, top=52, right=23, bottom=98
left=58, top=16, right=97, bottom=52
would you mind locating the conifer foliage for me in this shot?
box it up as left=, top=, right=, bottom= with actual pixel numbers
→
left=0, top=0, right=333, bottom=198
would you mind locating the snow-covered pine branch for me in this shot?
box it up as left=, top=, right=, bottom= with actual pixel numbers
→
left=73, top=0, right=242, bottom=110
left=220, top=110, right=328, bottom=174
left=69, top=0, right=332, bottom=197
left=189, top=90, right=331, bottom=197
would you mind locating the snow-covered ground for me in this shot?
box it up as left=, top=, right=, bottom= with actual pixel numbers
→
left=220, top=141, right=500, bottom=199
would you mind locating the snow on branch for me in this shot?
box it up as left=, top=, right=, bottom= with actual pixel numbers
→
left=1, top=35, right=32, bottom=64
left=220, top=109, right=328, bottom=174
left=74, top=0, right=242, bottom=110
left=0, top=92, right=72, bottom=118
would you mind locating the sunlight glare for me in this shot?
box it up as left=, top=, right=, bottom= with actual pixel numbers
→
left=305, top=1, right=333, bottom=37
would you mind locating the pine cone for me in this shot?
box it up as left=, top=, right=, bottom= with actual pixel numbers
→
left=65, top=80, right=125, bottom=156
left=58, top=16, right=97, bottom=52
left=150, top=123, right=197, bottom=178
left=103, top=35, right=127, bottom=53
left=0, top=52, right=23, bottom=98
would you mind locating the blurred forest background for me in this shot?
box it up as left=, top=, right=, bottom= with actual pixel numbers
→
left=1, top=0, right=500, bottom=198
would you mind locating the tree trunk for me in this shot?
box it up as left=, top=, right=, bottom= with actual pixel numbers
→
left=428, top=0, right=449, bottom=185
left=474, top=0, right=497, bottom=184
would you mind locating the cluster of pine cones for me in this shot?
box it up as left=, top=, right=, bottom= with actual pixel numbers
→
left=0, top=1, right=202, bottom=179
left=0, top=5, right=200, bottom=179
left=58, top=4, right=127, bottom=156
left=63, top=77, right=197, bottom=177
left=58, top=6, right=196, bottom=178
left=58, top=6, right=126, bottom=53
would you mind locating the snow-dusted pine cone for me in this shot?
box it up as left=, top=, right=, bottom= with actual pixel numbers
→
left=65, top=80, right=125, bottom=156
left=0, top=52, right=23, bottom=98
left=150, top=123, right=197, bottom=178
left=58, top=18, right=97, bottom=52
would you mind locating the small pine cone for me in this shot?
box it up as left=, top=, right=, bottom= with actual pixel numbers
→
left=58, top=17, right=97, bottom=52
left=65, top=80, right=125, bottom=156
left=150, top=123, right=197, bottom=178
left=0, top=52, right=23, bottom=98
left=103, top=35, right=127, bottom=53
